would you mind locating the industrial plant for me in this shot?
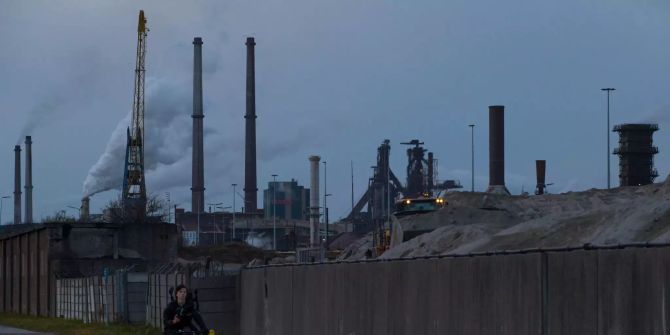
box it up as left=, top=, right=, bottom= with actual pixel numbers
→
left=1, top=7, right=669, bottom=335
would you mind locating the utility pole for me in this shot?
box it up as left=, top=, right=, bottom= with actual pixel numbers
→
left=323, top=161, right=327, bottom=244
left=271, top=174, right=278, bottom=250
left=232, top=183, right=237, bottom=241
left=601, top=88, right=616, bottom=189
left=469, top=124, right=475, bottom=192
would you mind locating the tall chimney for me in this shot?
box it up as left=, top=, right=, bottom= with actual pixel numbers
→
left=191, top=37, right=205, bottom=214
left=487, top=105, right=510, bottom=195
left=535, top=160, right=546, bottom=195
left=244, top=37, right=258, bottom=214
left=309, top=155, right=321, bottom=247
left=81, top=197, right=90, bottom=222
left=24, top=136, right=33, bottom=224
left=14, top=145, right=21, bottom=225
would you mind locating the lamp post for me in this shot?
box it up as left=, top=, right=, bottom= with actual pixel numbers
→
left=468, top=124, right=475, bottom=192
left=271, top=174, right=278, bottom=250
left=324, top=193, right=331, bottom=247
left=322, top=161, right=327, bottom=243
left=546, top=183, right=555, bottom=194
left=231, top=183, right=237, bottom=241
left=0, top=196, right=10, bottom=225
left=66, top=205, right=80, bottom=220
left=208, top=202, right=223, bottom=245
left=215, top=205, right=230, bottom=245
left=601, top=88, right=615, bottom=189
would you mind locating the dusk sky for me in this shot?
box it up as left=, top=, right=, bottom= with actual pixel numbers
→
left=1, top=1, right=669, bottom=223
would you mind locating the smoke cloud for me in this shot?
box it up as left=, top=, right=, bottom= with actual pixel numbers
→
left=16, top=96, right=66, bottom=145
left=82, top=78, right=192, bottom=198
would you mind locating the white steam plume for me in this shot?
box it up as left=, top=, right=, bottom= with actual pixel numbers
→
left=82, top=78, right=191, bottom=198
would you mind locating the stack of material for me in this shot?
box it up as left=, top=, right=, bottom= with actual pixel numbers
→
left=339, top=175, right=670, bottom=260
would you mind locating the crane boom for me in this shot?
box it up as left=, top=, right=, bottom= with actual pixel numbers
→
left=122, top=10, right=148, bottom=222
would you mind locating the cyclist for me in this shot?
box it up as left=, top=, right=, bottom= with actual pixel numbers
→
left=163, top=284, right=209, bottom=334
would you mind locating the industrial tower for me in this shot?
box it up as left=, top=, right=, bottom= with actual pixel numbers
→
left=122, top=10, right=148, bottom=222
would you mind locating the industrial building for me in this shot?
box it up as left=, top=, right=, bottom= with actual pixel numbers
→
left=613, top=123, right=659, bottom=186
left=263, top=179, right=310, bottom=221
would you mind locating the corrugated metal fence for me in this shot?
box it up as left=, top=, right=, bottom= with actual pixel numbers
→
left=55, top=276, right=116, bottom=323
left=55, top=271, right=147, bottom=324
left=241, top=245, right=670, bottom=335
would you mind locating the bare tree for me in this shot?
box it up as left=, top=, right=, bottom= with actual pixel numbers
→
left=42, top=210, right=76, bottom=223
left=103, top=193, right=169, bottom=223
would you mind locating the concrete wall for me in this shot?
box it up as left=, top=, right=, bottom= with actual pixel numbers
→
left=0, top=222, right=179, bottom=318
left=0, top=228, right=50, bottom=316
left=241, top=246, right=670, bottom=335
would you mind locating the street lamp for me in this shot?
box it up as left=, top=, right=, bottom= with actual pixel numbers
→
left=546, top=182, right=555, bottom=194
left=207, top=202, right=223, bottom=245
left=601, top=88, right=615, bottom=189
left=231, top=183, right=237, bottom=241
left=468, top=124, right=475, bottom=192
left=66, top=205, right=80, bottom=220
left=0, top=196, right=10, bottom=225
left=324, top=193, right=332, bottom=247
left=214, top=205, right=230, bottom=245
left=322, top=161, right=327, bottom=241
left=271, top=174, right=278, bottom=250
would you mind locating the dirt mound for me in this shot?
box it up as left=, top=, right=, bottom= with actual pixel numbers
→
left=343, top=175, right=670, bottom=260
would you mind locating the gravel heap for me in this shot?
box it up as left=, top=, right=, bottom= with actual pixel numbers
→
left=338, top=175, right=670, bottom=260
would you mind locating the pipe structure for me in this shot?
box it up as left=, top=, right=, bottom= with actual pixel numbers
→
left=24, top=136, right=32, bottom=224
left=486, top=105, right=510, bottom=195
left=309, top=155, right=321, bottom=247
left=14, top=145, right=21, bottom=224
left=244, top=37, right=258, bottom=214
left=191, top=37, right=205, bottom=214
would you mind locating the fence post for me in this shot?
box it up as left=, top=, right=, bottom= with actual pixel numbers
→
left=115, top=270, right=128, bottom=322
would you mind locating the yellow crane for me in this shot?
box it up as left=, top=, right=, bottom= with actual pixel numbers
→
left=122, top=10, right=148, bottom=221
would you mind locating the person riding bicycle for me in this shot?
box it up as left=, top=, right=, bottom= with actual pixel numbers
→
left=163, top=284, right=209, bottom=334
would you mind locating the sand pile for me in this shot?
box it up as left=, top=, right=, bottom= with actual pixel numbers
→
left=340, top=175, right=670, bottom=260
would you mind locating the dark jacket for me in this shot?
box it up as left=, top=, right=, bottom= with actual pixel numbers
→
left=163, top=299, right=207, bottom=332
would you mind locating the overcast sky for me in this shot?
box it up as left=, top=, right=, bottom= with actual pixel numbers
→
left=1, top=0, right=670, bottom=224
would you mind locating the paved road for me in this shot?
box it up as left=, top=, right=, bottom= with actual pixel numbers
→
left=0, top=325, right=52, bottom=334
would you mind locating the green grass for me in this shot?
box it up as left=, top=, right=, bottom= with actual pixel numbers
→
left=0, top=313, right=162, bottom=335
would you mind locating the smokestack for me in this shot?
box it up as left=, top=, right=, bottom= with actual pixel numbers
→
left=81, top=197, right=90, bottom=222
left=244, top=37, right=258, bottom=214
left=487, top=105, right=510, bottom=195
left=191, top=37, right=205, bottom=214
left=24, top=136, right=33, bottom=224
left=535, top=160, right=546, bottom=195
left=14, top=145, right=21, bottom=225
left=309, top=155, right=321, bottom=247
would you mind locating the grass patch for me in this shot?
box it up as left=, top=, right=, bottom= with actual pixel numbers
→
left=0, top=313, right=161, bottom=335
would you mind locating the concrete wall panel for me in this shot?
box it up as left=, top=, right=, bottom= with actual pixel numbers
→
left=597, top=248, right=669, bottom=334
left=240, top=268, right=265, bottom=335
left=0, top=239, right=4, bottom=313
left=547, top=250, right=597, bottom=335
left=39, top=229, right=49, bottom=316
left=20, top=234, right=28, bottom=314
left=12, top=237, right=20, bottom=313
left=264, top=266, right=293, bottom=335
left=29, top=232, right=38, bottom=315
